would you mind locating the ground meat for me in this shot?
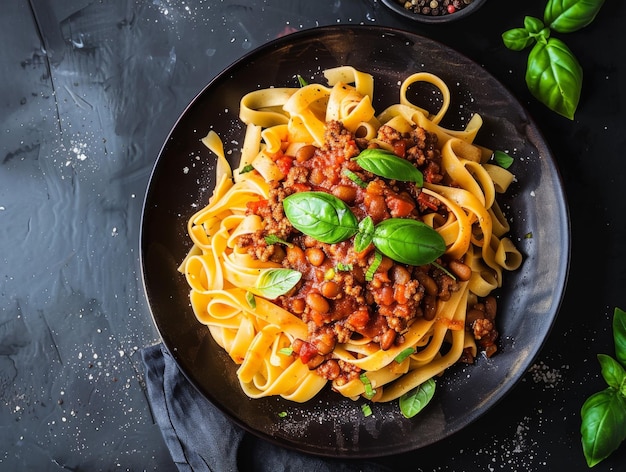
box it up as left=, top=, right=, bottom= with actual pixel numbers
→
left=240, top=119, right=498, bottom=383
left=376, top=124, right=444, bottom=184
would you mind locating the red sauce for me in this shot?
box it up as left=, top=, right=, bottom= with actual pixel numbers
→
left=237, top=120, right=495, bottom=385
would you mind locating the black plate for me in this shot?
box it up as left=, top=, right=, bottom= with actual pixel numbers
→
left=140, top=25, right=569, bottom=458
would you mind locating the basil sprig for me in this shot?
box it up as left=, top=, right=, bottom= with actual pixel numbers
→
left=354, top=148, right=424, bottom=186
left=283, top=192, right=358, bottom=244
left=502, top=0, right=605, bottom=119
left=493, top=150, right=514, bottom=169
left=374, top=219, right=446, bottom=266
left=544, top=0, right=605, bottom=33
left=399, top=378, right=436, bottom=418
left=581, top=307, right=626, bottom=467
left=255, top=268, right=302, bottom=299
left=283, top=191, right=445, bottom=267
left=354, top=216, right=375, bottom=253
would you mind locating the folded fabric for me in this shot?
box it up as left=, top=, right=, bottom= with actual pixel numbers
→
left=141, top=343, right=390, bottom=472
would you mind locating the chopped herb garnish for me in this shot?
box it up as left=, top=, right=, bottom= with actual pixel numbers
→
left=278, top=411, right=288, bottom=418
left=264, top=234, right=293, bottom=247
left=278, top=347, right=293, bottom=356
left=361, top=404, right=372, bottom=417
left=336, top=262, right=353, bottom=272
left=239, top=164, right=255, bottom=174
left=395, top=347, right=415, bottom=363
left=432, top=261, right=456, bottom=280
left=297, top=75, right=309, bottom=87
left=342, top=168, right=368, bottom=188
left=324, top=268, right=336, bottom=280
left=365, top=250, right=382, bottom=282
left=245, top=291, right=256, bottom=309
left=359, top=372, right=377, bottom=399
left=525, top=232, right=534, bottom=239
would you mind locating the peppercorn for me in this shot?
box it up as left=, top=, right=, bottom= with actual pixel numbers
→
left=397, top=0, right=473, bottom=16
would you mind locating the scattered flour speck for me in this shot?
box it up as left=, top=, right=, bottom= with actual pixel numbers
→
left=527, top=361, right=568, bottom=388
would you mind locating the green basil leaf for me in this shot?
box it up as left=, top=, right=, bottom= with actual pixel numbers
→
left=372, top=218, right=445, bottom=266
left=581, top=389, right=626, bottom=467
left=354, top=149, right=423, bottom=186
left=354, top=216, right=375, bottom=252
left=598, top=354, right=626, bottom=389
left=525, top=37, right=583, bottom=120
left=283, top=191, right=358, bottom=244
left=502, top=27, right=536, bottom=51
left=523, top=15, right=547, bottom=34
left=256, top=268, right=302, bottom=299
left=399, top=378, right=436, bottom=418
left=493, top=150, right=514, bottom=169
left=613, top=307, right=626, bottom=368
left=544, top=0, right=606, bottom=33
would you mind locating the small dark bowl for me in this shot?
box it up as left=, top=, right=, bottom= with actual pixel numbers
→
left=381, top=0, right=487, bottom=23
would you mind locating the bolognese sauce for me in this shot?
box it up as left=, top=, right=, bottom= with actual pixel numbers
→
left=236, top=120, right=498, bottom=388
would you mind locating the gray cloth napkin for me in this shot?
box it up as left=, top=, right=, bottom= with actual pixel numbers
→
left=141, top=343, right=390, bottom=472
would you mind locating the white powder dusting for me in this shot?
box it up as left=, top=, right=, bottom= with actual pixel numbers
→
left=527, top=361, right=568, bottom=388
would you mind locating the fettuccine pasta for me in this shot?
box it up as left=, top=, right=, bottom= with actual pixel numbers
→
left=180, top=66, right=522, bottom=404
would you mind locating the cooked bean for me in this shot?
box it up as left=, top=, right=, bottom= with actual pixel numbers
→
left=309, top=167, right=325, bottom=185
left=448, top=259, right=472, bottom=281
left=484, top=296, right=497, bottom=321
left=391, top=265, right=411, bottom=284
left=311, top=327, right=336, bottom=355
left=332, top=185, right=357, bottom=204
left=306, top=292, right=330, bottom=313
left=416, top=271, right=438, bottom=296
left=303, top=235, right=318, bottom=248
left=423, top=294, right=437, bottom=320
left=466, top=308, right=485, bottom=326
left=286, top=246, right=306, bottom=266
left=291, top=298, right=305, bottom=314
left=394, top=284, right=408, bottom=304
left=378, top=286, right=394, bottom=306
left=295, top=144, right=316, bottom=162
left=305, top=247, right=325, bottom=266
left=367, top=195, right=387, bottom=222
left=306, top=353, right=326, bottom=369
left=269, top=246, right=286, bottom=263
left=378, top=256, right=394, bottom=273
left=321, top=281, right=341, bottom=299
left=379, top=329, right=396, bottom=351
